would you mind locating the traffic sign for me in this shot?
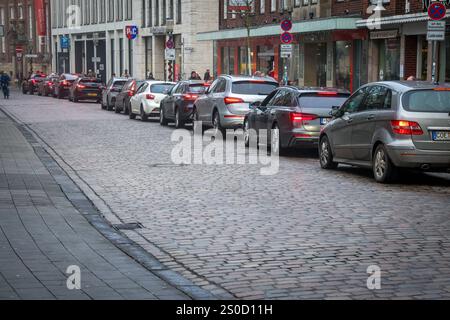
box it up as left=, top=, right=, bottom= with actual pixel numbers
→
left=280, top=32, right=293, bottom=44
left=427, top=20, right=446, bottom=41
left=428, top=2, right=447, bottom=21
left=165, top=48, right=176, bottom=61
left=166, top=39, right=175, bottom=49
left=16, top=47, right=23, bottom=54
left=60, top=36, right=70, bottom=49
left=281, top=19, right=293, bottom=32
left=125, top=25, right=139, bottom=40
left=280, top=44, right=293, bottom=59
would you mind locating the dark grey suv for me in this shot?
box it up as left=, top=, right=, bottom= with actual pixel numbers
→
left=319, top=81, right=450, bottom=183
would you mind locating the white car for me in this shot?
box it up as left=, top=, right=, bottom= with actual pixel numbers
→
left=129, top=81, right=176, bottom=121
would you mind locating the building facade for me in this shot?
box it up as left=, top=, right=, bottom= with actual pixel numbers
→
left=0, top=0, right=52, bottom=81
left=50, top=0, right=218, bottom=82
left=199, top=0, right=450, bottom=93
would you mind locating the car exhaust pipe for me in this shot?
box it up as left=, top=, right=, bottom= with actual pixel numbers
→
left=421, top=164, right=431, bottom=171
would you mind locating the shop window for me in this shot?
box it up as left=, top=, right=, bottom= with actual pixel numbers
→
left=378, top=38, right=400, bottom=81
left=335, top=41, right=351, bottom=91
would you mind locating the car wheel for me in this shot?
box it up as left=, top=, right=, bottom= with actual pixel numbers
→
left=124, top=102, right=131, bottom=115
left=373, top=144, right=398, bottom=183
left=175, top=108, right=185, bottom=129
left=115, top=104, right=121, bottom=113
left=37, top=90, right=42, bottom=96
left=57, top=92, right=63, bottom=99
left=107, top=99, right=114, bottom=111
left=22, top=87, right=27, bottom=94
left=29, top=88, right=34, bottom=95
left=140, top=105, right=149, bottom=122
left=73, top=96, right=78, bottom=103
left=160, top=107, right=169, bottom=126
left=271, top=124, right=287, bottom=156
left=212, top=110, right=225, bottom=137
left=319, top=136, right=338, bottom=170
left=129, top=107, right=136, bottom=120
left=244, top=119, right=257, bottom=148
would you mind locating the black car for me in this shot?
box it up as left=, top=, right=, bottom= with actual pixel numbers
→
left=113, top=79, right=145, bottom=113
left=159, top=80, right=208, bottom=128
left=244, top=87, right=350, bottom=154
left=54, top=73, right=79, bottom=99
left=69, top=77, right=104, bottom=102
left=22, top=73, right=47, bottom=95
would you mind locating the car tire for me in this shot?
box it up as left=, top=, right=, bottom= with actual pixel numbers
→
left=175, top=108, right=185, bottom=129
left=373, top=144, right=398, bottom=184
left=160, top=107, right=169, bottom=126
left=73, top=96, right=78, bottom=103
left=37, top=90, right=42, bottom=96
left=57, top=92, right=63, bottom=99
left=22, top=87, right=27, bottom=94
left=212, top=110, right=225, bottom=137
left=107, top=99, right=114, bottom=111
left=29, top=88, right=34, bottom=95
left=129, top=107, right=136, bottom=120
left=271, top=123, right=288, bottom=156
left=115, top=105, right=121, bottom=113
left=140, top=105, right=149, bottom=122
left=319, top=136, right=338, bottom=170
left=244, top=119, right=257, bottom=148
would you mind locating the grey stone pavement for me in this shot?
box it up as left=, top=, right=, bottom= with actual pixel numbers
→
left=0, top=107, right=192, bottom=300
left=2, top=92, right=450, bottom=300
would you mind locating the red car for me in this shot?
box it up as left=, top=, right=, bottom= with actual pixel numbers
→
left=53, top=73, right=79, bottom=99
left=69, top=77, right=104, bottom=103
left=37, top=75, right=59, bottom=97
left=22, top=73, right=47, bottom=95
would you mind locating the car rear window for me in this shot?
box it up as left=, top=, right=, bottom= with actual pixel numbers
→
left=64, top=74, right=78, bottom=80
left=189, top=84, right=207, bottom=94
left=80, top=79, right=102, bottom=84
left=112, top=81, right=127, bottom=89
left=151, top=83, right=174, bottom=94
left=232, top=81, right=279, bottom=95
left=403, top=90, right=450, bottom=113
left=299, top=94, right=350, bottom=109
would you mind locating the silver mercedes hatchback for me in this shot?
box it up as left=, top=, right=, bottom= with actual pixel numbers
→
left=319, top=81, right=450, bottom=183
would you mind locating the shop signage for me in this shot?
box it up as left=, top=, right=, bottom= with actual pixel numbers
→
left=428, top=2, right=447, bottom=21
left=25, top=54, right=39, bottom=59
left=35, top=0, right=47, bottom=37
left=427, top=20, right=446, bottom=41
left=92, top=57, right=101, bottom=63
left=125, top=25, right=139, bottom=40
left=370, top=30, right=398, bottom=39
left=165, top=48, right=176, bottom=61
left=280, top=44, right=293, bottom=59
left=228, top=0, right=251, bottom=11
left=280, top=32, right=293, bottom=44
left=151, top=27, right=167, bottom=35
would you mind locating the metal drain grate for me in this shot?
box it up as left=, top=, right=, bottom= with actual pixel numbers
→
left=113, top=222, right=143, bottom=230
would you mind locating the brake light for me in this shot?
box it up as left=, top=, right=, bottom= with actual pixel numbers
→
left=48, top=82, right=53, bottom=86
left=224, top=97, right=244, bottom=105
left=31, top=79, right=36, bottom=84
left=433, top=87, right=450, bottom=91
left=182, top=93, right=198, bottom=101
left=61, top=80, right=68, bottom=86
left=146, top=94, right=155, bottom=100
left=317, top=91, right=338, bottom=96
left=77, top=84, right=86, bottom=89
left=391, top=120, right=423, bottom=136
left=128, top=90, right=135, bottom=97
left=291, top=113, right=318, bottom=128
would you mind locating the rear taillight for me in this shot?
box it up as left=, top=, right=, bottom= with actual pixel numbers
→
left=224, top=97, right=244, bottom=105
left=391, top=120, right=423, bottom=136
left=317, top=91, right=338, bottom=96
left=48, top=82, right=53, bottom=86
left=77, top=84, right=86, bottom=89
left=291, top=113, right=318, bottom=128
left=61, top=80, right=68, bottom=86
left=182, top=93, right=199, bottom=101
left=31, top=79, right=36, bottom=84
left=128, top=90, right=135, bottom=97
left=146, top=94, right=155, bottom=100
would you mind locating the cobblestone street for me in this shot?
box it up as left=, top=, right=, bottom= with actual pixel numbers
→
left=2, top=93, right=450, bottom=300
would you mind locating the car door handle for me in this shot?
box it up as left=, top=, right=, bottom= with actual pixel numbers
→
left=367, top=114, right=376, bottom=120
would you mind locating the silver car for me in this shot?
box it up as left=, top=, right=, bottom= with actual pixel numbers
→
left=193, top=75, right=279, bottom=133
left=319, top=81, right=450, bottom=183
left=101, top=77, right=128, bottom=110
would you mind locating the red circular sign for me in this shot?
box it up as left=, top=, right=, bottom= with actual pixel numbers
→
left=280, top=32, right=293, bottom=44
left=281, top=19, right=293, bottom=32
left=428, top=2, right=447, bottom=21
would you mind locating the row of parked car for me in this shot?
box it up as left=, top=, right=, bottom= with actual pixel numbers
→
left=28, top=72, right=450, bottom=183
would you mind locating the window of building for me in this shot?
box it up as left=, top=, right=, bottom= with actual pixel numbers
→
left=335, top=41, right=352, bottom=91
left=110, top=38, right=115, bottom=75
left=28, top=5, right=33, bottom=39
left=125, top=0, right=132, bottom=20
left=176, top=0, right=181, bottom=24
left=145, top=37, right=153, bottom=78
left=108, top=0, right=114, bottom=22
left=116, top=0, right=123, bottom=21
left=155, top=0, right=160, bottom=25
left=271, top=0, right=276, bottom=12
left=223, top=0, right=228, bottom=19
left=260, top=0, right=265, bottom=14
left=378, top=38, right=400, bottom=81
left=92, top=0, right=98, bottom=24
left=162, top=0, right=166, bottom=25
left=0, top=7, right=5, bottom=54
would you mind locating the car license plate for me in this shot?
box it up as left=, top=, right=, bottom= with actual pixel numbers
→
left=432, top=131, right=450, bottom=141
left=88, top=93, right=97, bottom=97
left=320, top=118, right=331, bottom=125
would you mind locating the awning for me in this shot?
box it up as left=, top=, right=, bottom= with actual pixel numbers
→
left=197, top=18, right=360, bottom=41
left=356, top=12, right=435, bottom=28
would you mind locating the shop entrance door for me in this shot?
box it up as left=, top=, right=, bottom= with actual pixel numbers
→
left=304, top=43, right=327, bottom=87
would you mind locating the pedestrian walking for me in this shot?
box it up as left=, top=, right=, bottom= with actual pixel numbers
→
left=0, top=71, right=11, bottom=99
left=189, top=71, right=201, bottom=80
left=87, top=69, right=96, bottom=78
left=122, top=70, right=130, bottom=78
left=203, top=69, right=211, bottom=81
left=147, top=72, right=155, bottom=80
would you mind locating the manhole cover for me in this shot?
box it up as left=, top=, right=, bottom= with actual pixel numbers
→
left=113, top=222, right=143, bottom=230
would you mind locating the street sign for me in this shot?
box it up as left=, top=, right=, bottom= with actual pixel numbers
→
left=25, top=54, right=38, bottom=58
left=428, top=2, right=447, bottom=21
left=280, top=44, right=293, bottom=58
left=280, top=32, right=293, bottom=44
left=125, top=25, right=139, bottom=40
left=16, top=47, right=23, bottom=54
left=166, top=39, right=175, bottom=49
left=281, top=19, right=293, bottom=32
left=427, top=20, right=446, bottom=41
left=91, top=57, right=101, bottom=63
left=60, top=36, right=70, bottom=49
left=165, top=48, right=176, bottom=61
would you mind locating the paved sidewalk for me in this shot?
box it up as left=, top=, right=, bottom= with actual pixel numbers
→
left=0, top=110, right=190, bottom=300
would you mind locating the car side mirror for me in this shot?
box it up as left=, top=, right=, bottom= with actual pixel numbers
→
left=250, top=101, right=261, bottom=110
left=330, top=106, right=341, bottom=117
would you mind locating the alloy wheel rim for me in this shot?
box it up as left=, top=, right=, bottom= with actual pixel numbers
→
left=320, top=141, right=329, bottom=165
left=272, top=128, right=280, bottom=154
left=244, top=121, right=250, bottom=145
left=375, top=149, right=387, bottom=178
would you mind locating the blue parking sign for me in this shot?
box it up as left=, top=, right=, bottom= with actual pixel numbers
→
left=60, top=36, right=70, bottom=49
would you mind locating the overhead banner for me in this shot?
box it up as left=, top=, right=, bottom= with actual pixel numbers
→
left=34, top=0, right=47, bottom=37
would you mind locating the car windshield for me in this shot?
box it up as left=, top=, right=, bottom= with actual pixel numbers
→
left=189, top=84, right=207, bottom=94
left=150, top=83, right=174, bottom=94
left=64, top=75, right=78, bottom=81
left=403, top=90, right=450, bottom=113
left=232, top=81, right=279, bottom=95
left=299, top=94, right=349, bottom=109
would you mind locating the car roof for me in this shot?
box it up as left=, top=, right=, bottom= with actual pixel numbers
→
left=182, top=80, right=206, bottom=85
left=280, top=86, right=351, bottom=95
left=112, top=78, right=128, bottom=82
left=362, top=81, right=450, bottom=92
left=220, top=75, right=278, bottom=83
left=144, top=80, right=176, bottom=85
